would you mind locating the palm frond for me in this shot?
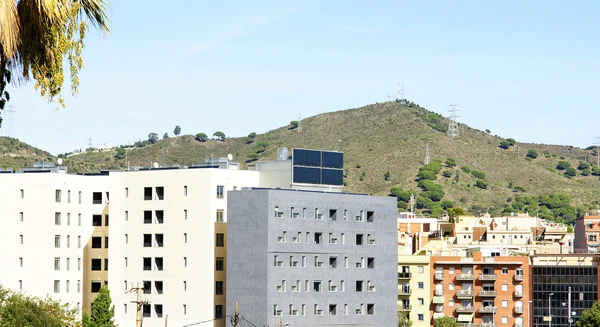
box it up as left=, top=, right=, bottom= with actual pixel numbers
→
left=0, top=0, right=20, bottom=58
left=75, top=0, right=111, bottom=33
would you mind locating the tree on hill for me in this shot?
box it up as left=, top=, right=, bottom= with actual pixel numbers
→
left=384, top=170, right=391, bottom=181
left=448, top=207, right=467, bottom=221
left=147, top=133, right=159, bottom=144
left=434, top=317, right=458, bottom=327
left=506, top=138, right=516, bottom=146
left=162, top=133, right=169, bottom=140
left=195, top=133, right=207, bottom=142
left=527, top=149, right=538, bottom=159
left=256, top=140, right=269, bottom=152
left=247, top=153, right=259, bottom=161
left=471, top=170, right=486, bottom=179
left=290, top=120, right=299, bottom=128
left=556, top=161, right=571, bottom=170
left=475, top=179, right=488, bottom=189
left=114, top=147, right=126, bottom=160
left=0, top=0, right=111, bottom=121
left=485, top=129, right=491, bottom=134
left=442, top=170, right=453, bottom=178
left=445, top=158, right=457, bottom=167
left=418, top=170, right=436, bottom=181
left=0, top=285, right=79, bottom=326
left=213, top=131, right=226, bottom=141
left=173, top=125, right=181, bottom=136
left=441, top=200, right=454, bottom=209
left=564, top=167, right=577, bottom=177
left=499, top=140, right=511, bottom=149
left=577, top=301, right=600, bottom=327
left=82, top=285, right=115, bottom=327
left=390, top=187, right=412, bottom=208
left=578, top=161, right=590, bottom=170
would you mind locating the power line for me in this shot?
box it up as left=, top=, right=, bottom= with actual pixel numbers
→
left=180, top=317, right=225, bottom=327
left=240, top=316, right=258, bottom=327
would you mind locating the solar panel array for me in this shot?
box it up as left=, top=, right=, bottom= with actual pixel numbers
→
left=292, top=149, right=343, bottom=186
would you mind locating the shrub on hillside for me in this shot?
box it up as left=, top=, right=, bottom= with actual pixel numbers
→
left=499, top=140, right=510, bottom=149
left=578, top=161, right=590, bottom=170
left=506, top=138, right=516, bottom=146
left=390, top=187, right=412, bottom=203
left=475, top=179, right=488, bottom=189
left=445, top=158, right=457, bottom=167
left=527, top=149, right=538, bottom=159
left=442, top=170, right=453, bottom=178
left=441, top=200, right=454, bottom=210
left=416, top=196, right=434, bottom=209
left=471, top=170, right=485, bottom=179
left=564, top=167, right=577, bottom=177
left=418, top=170, right=437, bottom=181
left=556, top=161, right=571, bottom=170
left=460, top=166, right=471, bottom=173
left=582, top=168, right=591, bottom=176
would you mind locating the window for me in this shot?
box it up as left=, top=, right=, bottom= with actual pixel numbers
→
left=314, top=232, right=322, bottom=244
left=216, top=281, right=224, bottom=295
left=19, top=280, right=22, bottom=290
left=19, top=235, right=23, bottom=244
left=125, top=187, right=129, bottom=198
left=78, top=258, right=81, bottom=271
left=143, top=304, right=151, bottom=318
left=125, top=257, right=128, bottom=267
left=78, top=191, right=82, bottom=203
left=418, top=282, right=424, bottom=289
left=502, top=268, right=508, bottom=275
left=215, top=305, right=224, bottom=319
left=104, top=258, right=109, bottom=271
left=143, top=257, right=151, bottom=271
left=67, top=236, right=71, bottom=248
left=20, top=189, right=24, bottom=199
left=155, top=281, right=163, bottom=294
left=54, top=257, right=60, bottom=270
left=216, top=257, right=224, bottom=271
left=329, top=304, right=337, bottom=315
left=356, top=280, right=364, bottom=292
left=183, top=305, right=187, bottom=315
left=502, top=300, right=508, bottom=307
left=367, top=257, right=375, bottom=269
left=91, top=259, right=101, bottom=271
left=341, top=233, right=345, bottom=244
left=78, top=213, right=81, bottom=226
left=216, top=210, right=224, bottom=222
left=144, top=211, right=152, bottom=224
left=183, top=281, right=187, bottom=291
left=105, top=215, right=109, bottom=226
left=367, top=211, right=375, bottom=222
left=418, top=298, right=424, bottom=305
left=67, top=190, right=71, bottom=203
left=78, top=236, right=81, bottom=248
left=143, top=281, right=151, bottom=294
left=315, top=208, right=322, bottom=220
left=344, top=256, right=348, bottom=268
left=367, top=304, right=375, bottom=315
left=125, top=304, right=128, bottom=314
left=216, top=185, right=224, bottom=199
left=329, top=233, right=337, bottom=244
left=290, top=304, right=298, bottom=316
left=125, top=211, right=129, bottom=221
left=55, top=190, right=62, bottom=203
left=449, top=267, right=455, bottom=274
left=92, top=237, right=102, bottom=248
left=55, top=235, right=61, bottom=248
left=216, top=233, right=224, bottom=247
left=143, top=234, right=152, bottom=247
left=184, top=257, right=187, bottom=267
left=329, top=256, right=337, bottom=268
left=54, top=280, right=60, bottom=293
left=449, top=300, right=454, bottom=307
left=19, top=212, right=23, bottom=222
left=67, top=213, right=71, bottom=226
left=156, top=187, right=164, bottom=200
left=329, top=209, right=337, bottom=220
left=154, top=304, right=163, bottom=318
left=184, top=185, right=188, bottom=196
left=144, top=187, right=152, bottom=201
left=66, top=280, right=70, bottom=293
left=77, top=280, right=81, bottom=293
left=92, top=192, right=102, bottom=204
left=341, top=280, right=345, bottom=292
left=418, top=266, right=424, bottom=273
left=155, top=257, right=163, bottom=271
left=502, top=316, right=508, bottom=324
left=356, top=234, right=364, bottom=245
left=19, top=257, right=23, bottom=267
left=302, top=256, right=306, bottom=267
left=314, top=256, right=323, bottom=268
left=155, top=234, right=163, bottom=247
left=92, top=215, right=102, bottom=226
left=313, top=281, right=322, bottom=292
left=418, top=314, right=424, bottom=321
left=356, top=303, right=364, bottom=315
left=155, top=210, right=164, bottom=223
left=588, top=234, right=597, bottom=242
left=502, top=284, right=508, bottom=291
left=55, top=212, right=61, bottom=225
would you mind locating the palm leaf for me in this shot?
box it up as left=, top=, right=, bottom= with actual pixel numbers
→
left=0, top=0, right=20, bottom=58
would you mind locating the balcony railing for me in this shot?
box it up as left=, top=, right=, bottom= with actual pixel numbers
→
left=398, top=272, right=412, bottom=279
left=398, top=287, right=411, bottom=295
left=456, top=306, right=475, bottom=313
left=478, top=306, right=497, bottom=314
left=514, top=290, right=524, bottom=297
left=478, top=274, right=497, bottom=281
left=478, top=290, right=497, bottom=297
left=456, top=273, right=475, bottom=281
left=456, top=290, right=474, bottom=298
left=434, top=289, right=443, bottom=296
left=435, top=305, right=444, bottom=312
left=434, top=273, right=444, bottom=280
left=398, top=305, right=412, bottom=311
left=514, top=275, right=524, bottom=282
left=514, top=306, right=524, bottom=314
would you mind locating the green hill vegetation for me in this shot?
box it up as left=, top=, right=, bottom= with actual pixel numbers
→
left=0, top=137, right=53, bottom=169
left=6, top=102, right=600, bottom=223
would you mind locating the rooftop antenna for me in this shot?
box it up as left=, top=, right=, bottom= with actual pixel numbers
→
left=424, top=143, right=431, bottom=165
left=595, top=136, right=600, bottom=167
left=447, top=104, right=460, bottom=138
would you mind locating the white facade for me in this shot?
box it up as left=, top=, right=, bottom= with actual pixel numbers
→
left=0, top=171, right=109, bottom=315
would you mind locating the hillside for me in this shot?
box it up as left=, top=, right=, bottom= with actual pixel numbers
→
left=0, top=137, right=54, bottom=169
left=13, top=101, right=600, bottom=219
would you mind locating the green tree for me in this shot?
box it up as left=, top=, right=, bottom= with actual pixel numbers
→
left=593, top=166, right=600, bottom=176
left=0, top=285, right=79, bottom=326
left=460, top=166, right=471, bottom=173
left=447, top=207, right=467, bottom=220
left=527, top=149, right=538, bottom=159
left=213, top=131, right=226, bottom=141
left=82, top=285, right=115, bottom=327
left=195, top=133, right=208, bottom=142
left=577, top=301, right=600, bottom=327
left=0, top=0, right=111, bottom=120
left=162, top=133, right=169, bottom=140
left=578, top=161, right=590, bottom=170
left=556, top=161, right=571, bottom=170
left=173, top=125, right=181, bottom=136
left=430, top=203, right=444, bottom=217
left=441, top=200, right=454, bottom=210
left=359, top=170, right=366, bottom=181
left=398, top=311, right=413, bottom=327
left=471, top=170, right=486, bottom=179
left=416, top=196, right=434, bottom=209
left=434, top=316, right=458, bottom=327
left=485, top=129, right=491, bottom=133
left=506, top=138, right=517, bottom=146
left=256, top=140, right=269, bottom=152
left=582, top=168, right=591, bottom=176
left=445, top=158, right=457, bottom=167
left=390, top=187, right=412, bottom=203
left=417, top=170, right=436, bottom=181
left=290, top=120, right=299, bottom=128
left=564, top=167, right=577, bottom=177
left=114, top=147, right=126, bottom=160
left=147, top=133, right=159, bottom=144
left=442, top=170, right=453, bottom=178
left=499, top=140, right=510, bottom=149
left=475, top=179, right=488, bottom=189
left=248, top=132, right=257, bottom=139
left=247, top=153, right=259, bottom=161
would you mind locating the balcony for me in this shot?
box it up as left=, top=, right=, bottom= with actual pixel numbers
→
left=514, top=307, right=524, bottom=314
left=478, top=306, right=497, bottom=314
left=514, top=275, right=524, bottom=282
left=435, top=305, right=444, bottom=312
left=478, top=273, right=497, bottom=281
left=398, top=287, right=411, bottom=295
left=398, top=304, right=411, bottom=312
left=456, top=306, right=475, bottom=313
left=478, top=290, right=497, bottom=297
left=514, top=290, right=524, bottom=297
left=398, top=272, right=412, bottom=279
left=434, top=289, right=443, bottom=296
left=434, top=273, right=444, bottom=280
left=456, top=273, right=475, bottom=281
left=456, top=290, right=474, bottom=299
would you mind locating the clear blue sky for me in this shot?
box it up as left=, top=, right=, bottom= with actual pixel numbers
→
left=5, top=0, right=600, bottom=154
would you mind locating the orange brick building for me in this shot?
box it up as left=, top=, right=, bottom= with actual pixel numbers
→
left=430, top=252, right=530, bottom=327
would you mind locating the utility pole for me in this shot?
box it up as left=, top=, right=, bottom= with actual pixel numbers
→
left=164, top=314, right=168, bottom=327
left=127, top=283, right=148, bottom=327
left=447, top=104, right=460, bottom=138
left=231, top=301, right=240, bottom=327
left=280, top=318, right=283, bottom=327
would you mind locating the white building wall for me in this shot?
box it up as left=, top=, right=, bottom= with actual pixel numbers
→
left=0, top=172, right=109, bottom=315
left=108, top=168, right=260, bottom=327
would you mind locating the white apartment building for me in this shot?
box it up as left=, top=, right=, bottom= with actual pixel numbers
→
left=0, top=167, right=110, bottom=315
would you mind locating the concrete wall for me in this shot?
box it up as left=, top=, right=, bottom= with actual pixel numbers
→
left=227, top=189, right=398, bottom=327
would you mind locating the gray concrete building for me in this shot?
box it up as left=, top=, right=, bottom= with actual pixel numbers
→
left=226, top=187, right=398, bottom=327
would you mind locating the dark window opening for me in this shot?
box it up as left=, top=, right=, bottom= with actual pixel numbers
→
left=143, top=234, right=152, bottom=247
left=356, top=280, right=364, bottom=292
left=313, top=281, right=322, bottom=292
left=91, top=281, right=102, bottom=293
left=216, top=257, right=224, bottom=271
left=91, top=237, right=102, bottom=248
left=105, top=236, right=109, bottom=248
left=155, top=257, right=163, bottom=271
left=329, top=257, right=337, bottom=268
left=216, top=233, right=224, bottom=247
left=143, top=304, right=151, bottom=317
left=92, top=192, right=102, bottom=204
left=104, top=215, right=109, bottom=226
left=367, top=303, right=375, bottom=315
left=155, top=234, right=164, bottom=247
left=329, top=304, right=337, bottom=315
left=156, top=187, right=164, bottom=200
left=144, top=211, right=152, bottom=224
left=154, top=304, right=163, bottom=318
left=143, top=257, right=151, bottom=271
left=356, top=234, right=364, bottom=245
left=315, top=232, right=322, bottom=244
left=92, top=215, right=102, bottom=226
left=329, top=209, right=337, bottom=220
left=91, top=259, right=101, bottom=271
left=155, top=281, right=163, bottom=294
left=144, top=187, right=152, bottom=201
left=216, top=281, right=224, bottom=295
left=104, top=258, right=108, bottom=271
left=367, top=211, right=375, bottom=222
left=155, top=210, right=164, bottom=224
left=367, top=257, right=375, bottom=269
left=143, top=281, right=151, bottom=294
left=215, top=305, right=224, bottom=319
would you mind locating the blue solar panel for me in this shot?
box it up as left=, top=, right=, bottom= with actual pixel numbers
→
left=293, top=166, right=322, bottom=184
left=321, top=151, right=343, bottom=169
left=321, top=168, right=343, bottom=185
left=293, top=149, right=322, bottom=167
